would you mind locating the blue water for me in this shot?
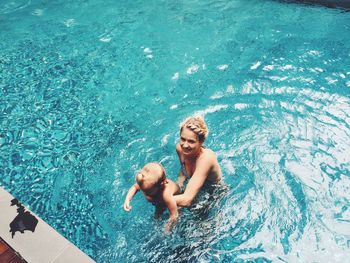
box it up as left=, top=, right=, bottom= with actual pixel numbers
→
left=1, top=0, right=350, bottom=262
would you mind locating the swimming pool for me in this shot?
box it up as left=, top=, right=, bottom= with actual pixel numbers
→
left=1, top=0, right=349, bottom=262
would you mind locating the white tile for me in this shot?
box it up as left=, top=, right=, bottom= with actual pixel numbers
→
left=0, top=189, right=68, bottom=263
left=0, top=199, right=18, bottom=237
left=0, top=187, right=14, bottom=200
left=53, top=243, right=95, bottom=263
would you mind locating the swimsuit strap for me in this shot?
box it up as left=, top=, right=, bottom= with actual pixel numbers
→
left=180, top=161, right=190, bottom=178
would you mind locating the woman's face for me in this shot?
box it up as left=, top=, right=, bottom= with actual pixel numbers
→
left=180, top=127, right=202, bottom=157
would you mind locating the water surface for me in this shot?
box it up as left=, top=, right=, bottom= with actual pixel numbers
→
left=0, top=0, right=349, bottom=262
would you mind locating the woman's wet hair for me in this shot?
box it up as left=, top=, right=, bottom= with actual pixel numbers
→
left=180, top=116, right=208, bottom=143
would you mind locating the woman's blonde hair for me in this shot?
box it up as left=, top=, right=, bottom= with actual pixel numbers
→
left=179, top=116, right=208, bottom=143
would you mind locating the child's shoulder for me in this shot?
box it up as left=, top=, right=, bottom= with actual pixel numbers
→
left=163, top=179, right=174, bottom=189
left=162, top=179, right=180, bottom=195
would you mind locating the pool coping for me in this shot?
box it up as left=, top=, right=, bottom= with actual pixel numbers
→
left=0, top=187, right=95, bottom=263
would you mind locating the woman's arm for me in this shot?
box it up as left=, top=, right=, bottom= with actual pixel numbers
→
left=174, top=156, right=213, bottom=207
left=123, top=184, right=140, bottom=211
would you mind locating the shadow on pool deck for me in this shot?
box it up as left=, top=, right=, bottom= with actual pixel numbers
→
left=0, top=187, right=95, bottom=263
left=9, top=199, right=39, bottom=239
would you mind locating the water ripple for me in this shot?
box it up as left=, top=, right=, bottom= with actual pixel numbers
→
left=0, top=0, right=31, bottom=14
left=1, top=0, right=350, bottom=262
left=198, top=84, right=350, bottom=261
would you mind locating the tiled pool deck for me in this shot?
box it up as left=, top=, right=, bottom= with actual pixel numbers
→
left=0, top=187, right=95, bottom=263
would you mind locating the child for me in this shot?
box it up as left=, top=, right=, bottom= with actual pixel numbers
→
left=123, top=162, right=180, bottom=231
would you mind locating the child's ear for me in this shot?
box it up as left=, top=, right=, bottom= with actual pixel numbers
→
left=160, top=179, right=168, bottom=186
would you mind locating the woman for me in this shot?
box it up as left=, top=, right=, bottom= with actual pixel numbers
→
left=174, top=116, right=222, bottom=207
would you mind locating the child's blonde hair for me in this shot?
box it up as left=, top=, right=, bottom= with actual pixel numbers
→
left=136, top=163, right=166, bottom=186
left=179, top=116, right=208, bottom=143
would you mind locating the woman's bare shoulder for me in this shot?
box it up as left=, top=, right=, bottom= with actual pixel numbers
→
left=202, top=148, right=217, bottom=159
left=196, top=149, right=217, bottom=168
left=176, top=143, right=182, bottom=153
left=176, top=143, right=183, bottom=160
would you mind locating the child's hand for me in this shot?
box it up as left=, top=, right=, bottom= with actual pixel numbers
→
left=165, top=213, right=178, bottom=233
left=123, top=200, right=132, bottom=211
left=165, top=222, right=173, bottom=233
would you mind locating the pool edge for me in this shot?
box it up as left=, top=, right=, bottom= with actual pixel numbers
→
left=0, top=187, right=95, bottom=263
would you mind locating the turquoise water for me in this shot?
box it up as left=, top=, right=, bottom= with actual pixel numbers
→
left=1, top=0, right=350, bottom=262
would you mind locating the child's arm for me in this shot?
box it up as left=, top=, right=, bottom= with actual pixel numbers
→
left=162, top=190, right=179, bottom=231
left=123, top=184, right=140, bottom=211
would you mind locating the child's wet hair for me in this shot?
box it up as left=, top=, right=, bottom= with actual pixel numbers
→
left=136, top=163, right=166, bottom=187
